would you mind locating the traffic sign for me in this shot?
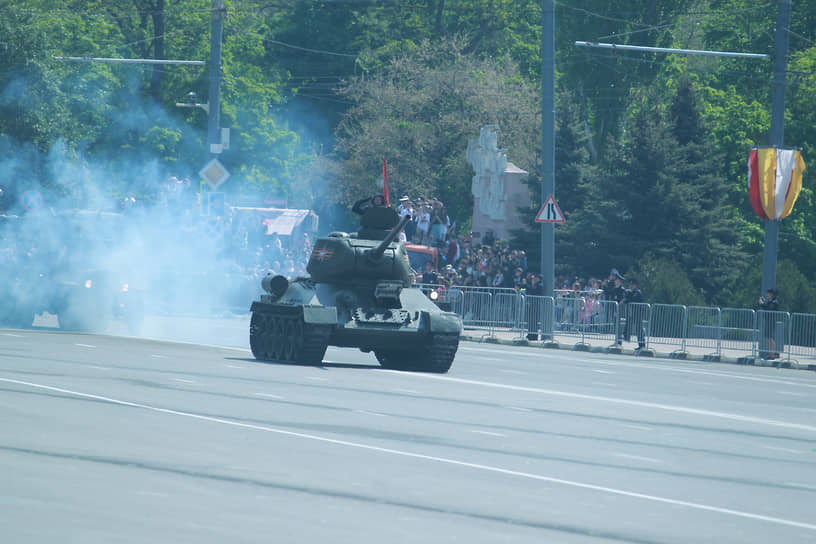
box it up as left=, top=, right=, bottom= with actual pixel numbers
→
left=534, top=194, right=565, bottom=223
left=21, top=190, right=43, bottom=211
left=200, top=216, right=224, bottom=242
left=199, top=158, right=230, bottom=189
left=206, top=192, right=225, bottom=216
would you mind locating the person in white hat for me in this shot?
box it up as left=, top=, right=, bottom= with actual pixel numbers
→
left=397, top=196, right=413, bottom=219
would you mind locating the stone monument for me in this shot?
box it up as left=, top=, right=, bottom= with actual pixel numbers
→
left=466, top=125, right=529, bottom=244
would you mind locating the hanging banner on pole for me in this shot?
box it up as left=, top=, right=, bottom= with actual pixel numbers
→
left=748, top=147, right=805, bottom=220
left=535, top=195, right=565, bottom=223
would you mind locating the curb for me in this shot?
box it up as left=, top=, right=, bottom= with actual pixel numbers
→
left=460, top=334, right=815, bottom=371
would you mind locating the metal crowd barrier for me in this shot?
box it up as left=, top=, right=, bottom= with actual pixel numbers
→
left=789, top=313, right=816, bottom=364
left=647, top=304, right=685, bottom=353
left=719, top=308, right=758, bottom=359
left=686, top=306, right=721, bottom=355
left=412, top=283, right=815, bottom=366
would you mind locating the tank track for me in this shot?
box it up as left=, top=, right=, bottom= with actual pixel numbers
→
left=375, top=333, right=459, bottom=373
left=250, top=307, right=331, bottom=365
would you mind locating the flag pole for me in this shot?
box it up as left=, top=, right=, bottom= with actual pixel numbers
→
left=382, top=158, right=391, bottom=206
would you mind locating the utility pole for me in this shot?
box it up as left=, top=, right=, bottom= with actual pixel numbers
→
left=539, top=0, right=556, bottom=341
left=762, top=0, right=793, bottom=294
left=207, top=0, right=226, bottom=158
left=541, top=0, right=555, bottom=302
left=576, top=0, right=793, bottom=299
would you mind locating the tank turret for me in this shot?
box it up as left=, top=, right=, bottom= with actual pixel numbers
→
left=249, top=197, right=462, bottom=373
left=307, top=212, right=412, bottom=286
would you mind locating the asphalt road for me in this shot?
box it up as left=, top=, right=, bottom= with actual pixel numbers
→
left=2, top=317, right=815, bottom=543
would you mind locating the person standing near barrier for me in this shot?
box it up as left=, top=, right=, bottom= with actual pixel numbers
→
left=525, top=274, right=544, bottom=341
left=758, top=287, right=780, bottom=359
left=624, top=278, right=646, bottom=349
left=604, top=270, right=626, bottom=344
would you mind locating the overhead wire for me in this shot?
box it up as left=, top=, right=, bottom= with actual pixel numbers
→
left=589, top=2, right=776, bottom=42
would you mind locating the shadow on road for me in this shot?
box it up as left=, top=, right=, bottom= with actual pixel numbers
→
left=224, top=356, right=379, bottom=371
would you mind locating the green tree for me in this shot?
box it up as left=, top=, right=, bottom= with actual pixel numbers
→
left=564, top=79, right=746, bottom=304
left=730, top=258, right=816, bottom=314
left=511, top=89, right=597, bottom=275
left=332, top=37, right=539, bottom=228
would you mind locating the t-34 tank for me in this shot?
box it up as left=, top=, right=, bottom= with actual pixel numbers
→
left=249, top=198, right=462, bottom=372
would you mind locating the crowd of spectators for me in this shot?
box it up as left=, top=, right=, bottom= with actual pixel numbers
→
left=397, top=193, right=633, bottom=302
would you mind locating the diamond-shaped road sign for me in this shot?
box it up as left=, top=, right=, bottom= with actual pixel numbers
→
left=534, top=194, right=565, bottom=223
left=199, top=158, right=230, bottom=190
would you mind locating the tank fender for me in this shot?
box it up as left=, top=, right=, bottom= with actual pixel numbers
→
left=303, top=305, right=338, bottom=325
left=417, top=310, right=463, bottom=334
left=429, top=311, right=463, bottom=334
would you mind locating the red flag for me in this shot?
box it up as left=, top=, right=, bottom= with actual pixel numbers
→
left=382, top=158, right=391, bottom=206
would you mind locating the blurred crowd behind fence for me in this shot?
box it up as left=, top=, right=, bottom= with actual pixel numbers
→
left=415, top=284, right=816, bottom=366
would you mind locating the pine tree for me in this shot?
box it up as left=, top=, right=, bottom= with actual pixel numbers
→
left=664, top=78, right=747, bottom=304
left=565, top=80, right=746, bottom=304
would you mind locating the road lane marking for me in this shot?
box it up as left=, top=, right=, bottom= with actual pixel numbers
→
left=151, top=354, right=168, bottom=359
left=254, top=393, right=283, bottom=399
left=462, top=345, right=816, bottom=388
left=170, top=378, right=196, bottom=384
left=74, top=344, right=96, bottom=348
left=591, top=369, right=614, bottom=374
left=2, top=376, right=815, bottom=533
left=620, top=424, right=653, bottom=432
left=224, top=364, right=244, bottom=369
left=354, top=410, right=388, bottom=417
left=2, top=333, right=23, bottom=337
left=583, top=360, right=816, bottom=389
left=505, top=406, right=533, bottom=412
left=471, top=430, right=507, bottom=437
left=763, top=446, right=805, bottom=455
left=775, top=391, right=807, bottom=397
left=396, top=373, right=816, bottom=433
left=613, top=453, right=663, bottom=464
left=785, top=482, right=816, bottom=491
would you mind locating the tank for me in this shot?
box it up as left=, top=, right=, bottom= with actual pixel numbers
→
left=249, top=200, right=462, bottom=372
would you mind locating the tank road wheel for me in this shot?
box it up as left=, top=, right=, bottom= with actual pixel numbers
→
left=298, top=323, right=331, bottom=365
left=376, top=333, right=459, bottom=373
left=283, top=318, right=298, bottom=362
left=250, top=312, right=270, bottom=360
left=250, top=308, right=331, bottom=366
left=288, top=319, right=304, bottom=362
left=271, top=316, right=286, bottom=361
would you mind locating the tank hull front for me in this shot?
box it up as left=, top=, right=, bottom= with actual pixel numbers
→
left=249, top=279, right=462, bottom=372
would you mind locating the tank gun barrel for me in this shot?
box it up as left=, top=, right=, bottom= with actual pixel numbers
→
left=366, top=215, right=410, bottom=262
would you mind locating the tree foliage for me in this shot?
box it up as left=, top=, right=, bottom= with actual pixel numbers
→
left=1, top=0, right=815, bottom=307
left=332, top=37, right=539, bottom=227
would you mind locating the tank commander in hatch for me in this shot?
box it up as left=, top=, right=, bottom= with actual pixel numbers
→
left=352, top=194, right=400, bottom=240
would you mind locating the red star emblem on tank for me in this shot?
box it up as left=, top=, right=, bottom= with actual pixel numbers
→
left=312, top=244, right=334, bottom=261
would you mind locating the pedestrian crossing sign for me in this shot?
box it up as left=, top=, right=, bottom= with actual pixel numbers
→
left=535, top=195, right=565, bottom=223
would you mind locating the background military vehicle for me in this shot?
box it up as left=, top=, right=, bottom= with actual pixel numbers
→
left=249, top=197, right=462, bottom=372
left=0, top=210, right=144, bottom=334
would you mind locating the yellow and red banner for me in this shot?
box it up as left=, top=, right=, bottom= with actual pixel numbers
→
left=748, top=147, right=805, bottom=220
